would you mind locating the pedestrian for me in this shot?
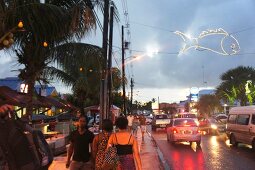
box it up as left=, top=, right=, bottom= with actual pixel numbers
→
left=66, top=115, right=94, bottom=170
left=139, top=115, right=146, bottom=140
left=107, top=116, right=142, bottom=170
left=92, top=119, right=113, bottom=170
left=132, top=114, right=140, bottom=137
left=127, top=113, right=134, bottom=132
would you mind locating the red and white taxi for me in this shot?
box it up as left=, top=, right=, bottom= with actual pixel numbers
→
left=166, top=118, right=201, bottom=145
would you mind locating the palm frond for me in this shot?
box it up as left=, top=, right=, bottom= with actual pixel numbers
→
left=43, top=66, right=76, bottom=87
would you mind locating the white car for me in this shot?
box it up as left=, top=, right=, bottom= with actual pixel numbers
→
left=215, top=114, right=228, bottom=123
left=166, top=118, right=201, bottom=145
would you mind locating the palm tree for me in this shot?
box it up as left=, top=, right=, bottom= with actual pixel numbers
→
left=45, top=42, right=103, bottom=114
left=0, top=0, right=111, bottom=116
left=1, top=0, right=119, bottom=117
left=216, top=66, right=255, bottom=106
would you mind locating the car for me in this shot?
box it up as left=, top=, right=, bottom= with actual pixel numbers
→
left=166, top=118, right=201, bottom=145
left=151, top=114, right=170, bottom=131
left=199, top=118, right=226, bottom=135
left=215, top=114, right=228, bottom=123
left=226, top=106, right=255, bottom=149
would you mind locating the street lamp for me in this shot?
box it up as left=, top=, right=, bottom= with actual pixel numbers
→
left=224, top=104, right=227, bottom=114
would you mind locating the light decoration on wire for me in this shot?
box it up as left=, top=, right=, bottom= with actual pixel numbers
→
left=175, top=28, right=240, bottom=55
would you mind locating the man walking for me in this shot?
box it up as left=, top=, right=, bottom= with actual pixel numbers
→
left=127, top=113, right=134, bottom=132
left=66, top=115, right=94, bottom=170
left=139, top=115, right=146, bottom=140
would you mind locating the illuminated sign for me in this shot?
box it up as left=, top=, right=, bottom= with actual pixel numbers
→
left=20, top=83, right=28, bottom=93
left=190, top=87, right=199, bottom=102
left=175, top=28, right=240, bottom=56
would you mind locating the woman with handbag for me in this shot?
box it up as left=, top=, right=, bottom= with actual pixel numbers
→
left=92, top=119, right=113, bottom=170
left=107, top=116, right=142, bottom=170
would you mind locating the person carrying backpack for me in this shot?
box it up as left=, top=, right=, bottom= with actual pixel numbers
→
left=0, top=104, right=53, bottom=170
left=92, top=119, right=113, bottom=170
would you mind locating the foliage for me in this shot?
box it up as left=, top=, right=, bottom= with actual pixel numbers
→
left=216, top=66, right=255, bottom=106
left=197, top=94, right=222, bottom=116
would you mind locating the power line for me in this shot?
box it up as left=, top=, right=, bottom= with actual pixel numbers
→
left=93, top=9, right=103, bottom=32
left=230, top=26, right=255, bottom=35
left=130, top=21, right=175, bottom=32
left=131, top=20, right=255, bottom=36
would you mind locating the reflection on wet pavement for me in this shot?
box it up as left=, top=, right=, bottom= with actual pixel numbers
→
left=152, top=131, right=255, bottom=170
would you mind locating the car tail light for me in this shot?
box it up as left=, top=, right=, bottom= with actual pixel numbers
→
left=194, top=130, right=201, bottom=134
left=173, top=128, right=178, bottom=134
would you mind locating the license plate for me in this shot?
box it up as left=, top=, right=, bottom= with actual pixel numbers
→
left=160, top=125, right=166, bottom=127
left=184, top=130, right=192, bottom=134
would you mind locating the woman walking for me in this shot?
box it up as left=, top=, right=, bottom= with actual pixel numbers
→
left=92, top=119, right=113, bottom=170
left=107, top=117, right=142, bottom=170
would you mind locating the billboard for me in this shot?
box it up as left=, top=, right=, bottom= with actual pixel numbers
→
left=190, top=87, right=199, bottom=102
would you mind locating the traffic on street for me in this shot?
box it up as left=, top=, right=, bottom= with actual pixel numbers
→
left=149, top=125, right=255, bottom=170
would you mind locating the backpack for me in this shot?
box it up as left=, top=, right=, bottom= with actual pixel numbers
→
left=0, top=117, right=53, bottom=170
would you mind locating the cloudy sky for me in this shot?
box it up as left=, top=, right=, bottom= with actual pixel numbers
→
left=1, top=0, right=255, bottom=103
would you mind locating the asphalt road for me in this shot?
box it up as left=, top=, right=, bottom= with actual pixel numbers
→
left=149, top=127, right=255, bottom=170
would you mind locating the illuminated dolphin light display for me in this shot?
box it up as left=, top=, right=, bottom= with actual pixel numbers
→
left=175, top=28, right=240, bottom=55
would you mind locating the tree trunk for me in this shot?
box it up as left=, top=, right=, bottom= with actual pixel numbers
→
left=25, top=80, right=35, bottom=120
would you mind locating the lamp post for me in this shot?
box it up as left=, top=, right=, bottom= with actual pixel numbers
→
left=224, top=104, right=227, bottom=114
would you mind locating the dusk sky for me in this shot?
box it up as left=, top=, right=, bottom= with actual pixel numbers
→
left=1, top=0, right=255, bottom=103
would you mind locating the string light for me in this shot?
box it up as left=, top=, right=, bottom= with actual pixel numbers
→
left=175, top=28, right=240, bottom=56
left=18, top=21, right=23, bottom=28
left=43, top=41, right=48, bottom=47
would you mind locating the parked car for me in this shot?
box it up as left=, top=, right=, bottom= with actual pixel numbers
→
left=166, top=118, right=201, bottom=145
left=226, top=106, right=255, bottom=149
left=151, top=114, right=170, bottom=131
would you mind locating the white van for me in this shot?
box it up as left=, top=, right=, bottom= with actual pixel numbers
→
left=226, top=106, right=255, bottom=149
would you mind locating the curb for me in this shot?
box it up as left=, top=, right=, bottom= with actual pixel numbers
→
left=147, top=131, right=171, bottom=170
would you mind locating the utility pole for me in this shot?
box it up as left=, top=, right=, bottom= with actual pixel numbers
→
left=130, top=78, right=134, bottom=114
left=122, top=25, right=126, bottom=115
left=107, top=6, right=114, bottom=119
left=158, top=96, right=160, bottom=114
left=100, top=0, right=109, bottom=127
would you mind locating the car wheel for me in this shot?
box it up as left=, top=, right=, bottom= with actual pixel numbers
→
left=230, top=134, right=238, bottom=147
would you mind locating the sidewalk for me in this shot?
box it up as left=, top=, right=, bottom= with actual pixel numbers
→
left=49, top=127, right=163, bottom=170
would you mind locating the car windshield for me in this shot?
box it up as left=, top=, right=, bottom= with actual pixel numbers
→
left=174, top=119, right=197, bottom=127
left=156, top=115, right=168, bottom=119
left=209, top=118, right=219, bottom=123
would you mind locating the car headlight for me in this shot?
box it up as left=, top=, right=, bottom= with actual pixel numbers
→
left=211, top=124, right=217, bottom=130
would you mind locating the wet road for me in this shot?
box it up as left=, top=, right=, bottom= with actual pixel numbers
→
left=150, top=129, right=255, bottom=170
